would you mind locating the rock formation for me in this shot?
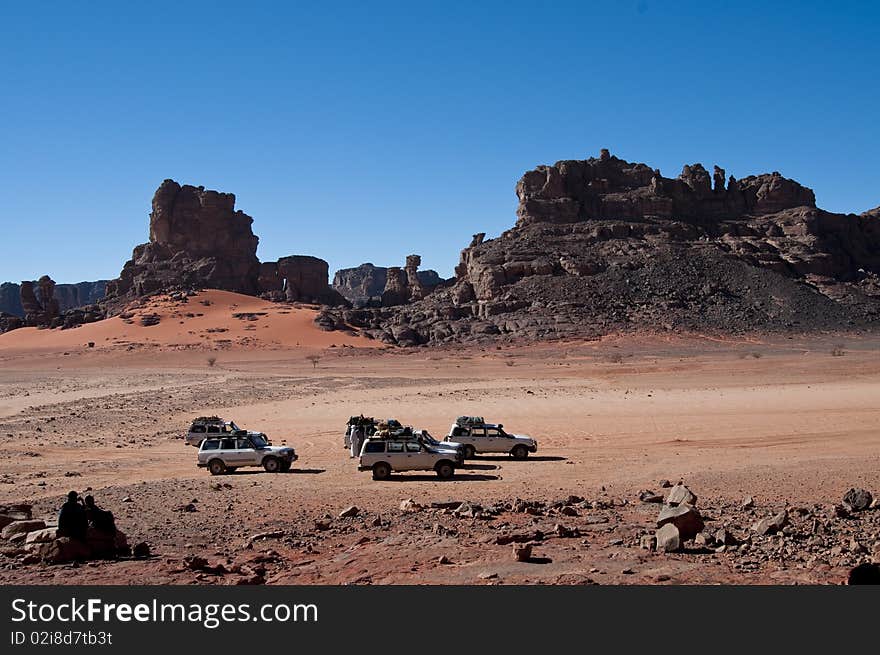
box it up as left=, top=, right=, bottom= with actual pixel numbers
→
left=0, top=280, right=107, bottom=318
left=333, top=262, right=442, bottom=306
left=317, top=149, right=880, bottom=345
left=258, top=255, right=346, bottom=305
left=105, top=180, right=261, bottom=301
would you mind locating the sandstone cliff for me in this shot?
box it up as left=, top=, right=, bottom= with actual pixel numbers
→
left=318, top=150, right=880, bottom=345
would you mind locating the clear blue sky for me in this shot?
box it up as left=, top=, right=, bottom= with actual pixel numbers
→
left=1, top=1, right=877, bottom=284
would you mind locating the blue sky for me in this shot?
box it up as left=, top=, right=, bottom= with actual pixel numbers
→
left=1, top=1, right=878, bottom=284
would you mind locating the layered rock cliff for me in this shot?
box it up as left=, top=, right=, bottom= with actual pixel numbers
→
left=318, top=150, right=880, bottom=345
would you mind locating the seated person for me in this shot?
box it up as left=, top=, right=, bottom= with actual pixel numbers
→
left=83, top=495, right=116, bottom=534
left=58, top=491, right=88, bottom=542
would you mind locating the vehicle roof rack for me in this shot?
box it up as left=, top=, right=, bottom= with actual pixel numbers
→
left=455, top=416, right=485, bottom=427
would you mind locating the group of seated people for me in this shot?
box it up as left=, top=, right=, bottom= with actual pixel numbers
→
left=57, top=491, right=116, bottom=542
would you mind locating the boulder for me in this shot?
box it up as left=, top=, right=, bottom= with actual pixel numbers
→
left=665, top=484, right=697, bottom=507
left=512, top=543, right=532, bottom=562
left=26, top=536, right=91, bottom=564
left=656, top=524, right=681, bottom=552
left=25, top=527, right=59, bottom=544
left=752, top=511, right=789, bottom=536
left=842, top=488, right=873, bottom=513
left=1, top=519, right=46, bottom=542
left=656, top=504, right=704, bottom=541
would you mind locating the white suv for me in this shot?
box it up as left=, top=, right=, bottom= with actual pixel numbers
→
left=185, top=417, right=269, bottom=448
left=358, top=438, right=462, bottom=480
left=197, top=434, right=297, bottom=475
left=444, top=418, right=537, bottom=459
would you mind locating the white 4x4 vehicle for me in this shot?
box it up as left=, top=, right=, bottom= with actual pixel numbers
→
left=197, top=434, right=297, bottom=475
left=185, top=416, right=268, bottom=448
left=358, top=438, right=462, bottom=480
left=444, top=417, right=537, bottom=459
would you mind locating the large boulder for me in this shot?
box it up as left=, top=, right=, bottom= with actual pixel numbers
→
left=1, top=519, right=46, bottom=543
left=0, top=504, right=33, bottom=530
left=657, top=504, right=704, bottom=541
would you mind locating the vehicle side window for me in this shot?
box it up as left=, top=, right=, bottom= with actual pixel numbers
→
left=202, top=440, right=219, bottom=450
left=405, top=442, right=422, bottom=452
left=485, top=428, right=500, bottom=436
left=452, top=427, right=466, bottom=437
left=470, top=428, right=486, bottom=437
left=220, top=438, right=235, bottom=450
left=236, top=438, right=252, bottom=449
left=363, top=442, right=385, bottom=453
left=207, top=425, right=220, bottom=434
left=191, top=425, right=206, bottom=433
left=387, top=442, right=404, bottom=452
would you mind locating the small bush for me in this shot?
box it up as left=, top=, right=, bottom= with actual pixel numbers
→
left=831, top=344, right=846, bottom=357
left=207, top=356, right=217, bottom=367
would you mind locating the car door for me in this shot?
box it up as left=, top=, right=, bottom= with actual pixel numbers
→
left=236, top=437, right=259, bottom=465
left=404, top=441, right=430, bottom=469
left=386, top=441, right=406, bottom=470
left=468, top=427, right=489, bottom=452
left=484, top=427, right=505, bottom=452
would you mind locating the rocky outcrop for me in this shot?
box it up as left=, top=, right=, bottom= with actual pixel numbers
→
left=105, top=180, right=261, bottom=301
left=0, top=282, right=23, bottom=317
left=317, top=150, right=879, bottom=345
left=333, top=264, right=388, bottom=305
left=333, top=261, right=443, bottom=306
left=515, top=151, right=816, bottom=226
left=259, top=255, right=346, bottom=305
left=0, top=280, right=107, bottom=318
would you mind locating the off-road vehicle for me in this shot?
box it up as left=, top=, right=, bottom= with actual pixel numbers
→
left=444, top=416, right=537, bottom=459
left=358, top=437, right=462, bottom=480
left=197, top=433, right=297, bottom=475
left=185, top=416, right=270, bottom=448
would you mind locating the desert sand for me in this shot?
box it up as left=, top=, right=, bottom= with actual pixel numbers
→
left=0, top=291, right=878, bottom=585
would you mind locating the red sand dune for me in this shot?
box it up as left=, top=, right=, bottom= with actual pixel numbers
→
left=0, top=290, right=378, bottom=353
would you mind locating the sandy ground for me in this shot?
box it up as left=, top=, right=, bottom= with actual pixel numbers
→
left=0, top=291, right=878, bottom=585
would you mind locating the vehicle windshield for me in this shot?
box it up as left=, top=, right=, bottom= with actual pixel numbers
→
left=419, top=432, right=439, bottom=445
left=229, top=421, right=240, bottom=431
left=250, top=434, right=268, bottom=448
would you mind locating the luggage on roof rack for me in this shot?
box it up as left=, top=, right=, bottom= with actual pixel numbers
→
left=192, top=416, right=224, bottom=424
left=456, top=416, right=485, bottom=427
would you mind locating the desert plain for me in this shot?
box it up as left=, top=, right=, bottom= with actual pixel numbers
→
left=0, top=290, right=878, bottom=585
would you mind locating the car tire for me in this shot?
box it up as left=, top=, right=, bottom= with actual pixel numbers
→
left=208, top=459, right=226, bottom=476
left=464, top=445, right=476, bottom=459
left=263, top=457, right=281, bottom=473
left=435, top=461, right=455, bottom=480
left=280, top=461, right=291, bottom=472
left=511, top=445, right=529, bottom=460
left=372, top=462, right=391, bottom=481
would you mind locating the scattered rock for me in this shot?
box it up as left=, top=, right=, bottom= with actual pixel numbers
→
left=338, top=506, right=360, bottom=518
left=640, top=534, right=657, bottom=551
left=752, top=510, right=789, bottom=536
left=639, top=490, right=664, bottom=503
left=513, top=543, right=533, bottom=562
left=132, top=542, right=151, bottom=558
left=842, top=488, right=873, bottom=513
